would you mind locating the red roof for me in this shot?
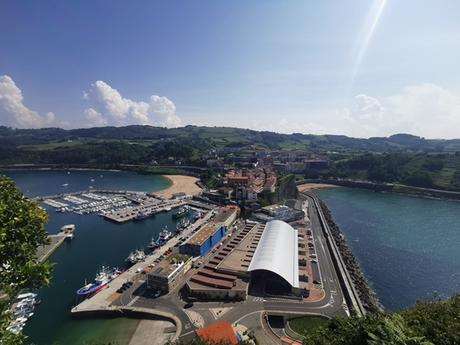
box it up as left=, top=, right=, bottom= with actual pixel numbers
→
left=191, top=274, right=233, bottom=289
left=198, top=268, right=237, bottom=282
left=196, top=320, right=239, bottom=345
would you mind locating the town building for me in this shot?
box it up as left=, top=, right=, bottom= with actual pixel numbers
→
left=147, top=256, right=193, bottom=293
left=252, top=204, right=304, bottom=223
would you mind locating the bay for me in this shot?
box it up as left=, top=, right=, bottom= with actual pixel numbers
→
left=316, top=187, right=460, bottom=311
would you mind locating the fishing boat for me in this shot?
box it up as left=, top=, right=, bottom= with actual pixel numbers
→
left=147, top=237, right=159, bottom=250
left=76, top=267, right=122, bottom=296
left=176, top=218, right=190, bottom=231
left=157, top=227, right=172, bottom=245
left=134, top=211, right=151, bottom=221
left=172, top=206, right=189, bottom=219
left=125, top=250, right=146, bottom=264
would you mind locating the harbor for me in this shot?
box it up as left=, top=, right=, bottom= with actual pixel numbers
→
left=71, top=209, right=215, bottom=316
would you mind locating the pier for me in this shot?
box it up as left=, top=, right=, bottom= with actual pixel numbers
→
left=36, top=234, right=67, bottom=262
left=36, top=225, right=75, bottom=262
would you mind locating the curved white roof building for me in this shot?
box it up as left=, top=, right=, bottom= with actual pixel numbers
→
left=248, top=220, right=299, bottom=288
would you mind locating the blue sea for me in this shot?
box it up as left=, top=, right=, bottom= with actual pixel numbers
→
left=316, top=187, right=460, bottom=311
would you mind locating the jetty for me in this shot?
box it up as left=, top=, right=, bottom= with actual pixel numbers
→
left=36, top=225, right=75, bottom=262
left=36, top=235, right=67, bottom=262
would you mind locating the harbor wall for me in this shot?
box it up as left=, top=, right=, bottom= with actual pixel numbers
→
left=71, top=306, right=182, bottom=341
left=309, top=192, right=381, bottom=313
left=303, top=192, right=369, bottom=316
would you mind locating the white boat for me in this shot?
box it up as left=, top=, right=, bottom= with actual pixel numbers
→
left=125, top=250, right=146, bottom=265
left=17, top=292, right=37, bottom=300
left=60, top=224, right=75, bottom=240
left=6, top=324, right=23, bottom=334
left=157, top=227, right=172, bottom=244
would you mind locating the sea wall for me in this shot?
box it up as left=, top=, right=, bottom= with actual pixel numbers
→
left=297, top=178, right=460, bottom=201
left=318, top=199, right=382, bottom=313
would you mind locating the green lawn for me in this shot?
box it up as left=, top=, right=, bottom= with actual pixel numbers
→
left=288, top=315, right=329, bottom=335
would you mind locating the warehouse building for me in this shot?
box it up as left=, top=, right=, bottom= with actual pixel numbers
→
left=179, top=223, right=227, bottom=257
left=184, top=220, right=307, bottom=301
left=248, top=220, right=300, bottom=295
left=179, top=206, right=239, bottom=257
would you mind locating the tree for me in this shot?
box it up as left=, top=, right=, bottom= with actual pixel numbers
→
left=301, top=295, right=460, bottom=345
left=0, top=175, right=52, bottom=344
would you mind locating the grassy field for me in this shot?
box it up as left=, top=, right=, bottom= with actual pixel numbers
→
left=288, top=315, right=329, bottom=335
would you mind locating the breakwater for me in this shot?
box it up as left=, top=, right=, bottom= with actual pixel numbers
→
left=318, top=200, right=381, bottom=313
left=296, top=178, right=460, bottom=201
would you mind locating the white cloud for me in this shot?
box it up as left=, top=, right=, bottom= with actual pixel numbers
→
left=83, top=80, right=181, bottom=127
left=84, top=108, right=107, bottom=126
left=339, top=83, right=460, bottom=138
left=240, top=83, right=460, bottom=138
left=0, top=75, right=56, bottom=128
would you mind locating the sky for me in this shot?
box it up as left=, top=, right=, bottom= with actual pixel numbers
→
left=1, top=0, right=460, bottom=138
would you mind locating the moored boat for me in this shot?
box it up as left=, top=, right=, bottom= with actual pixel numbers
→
left=76, top=267, right=122, bottom=296
left=157, top=226, right=172, bottom=245
left=125, top=250, right=146, bottom=264
left=172, top=206, right=189, bottom=219
left=147, top=237, right=160, bottom=250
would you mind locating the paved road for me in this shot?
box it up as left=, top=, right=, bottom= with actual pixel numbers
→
left=113, top=195, right=349, bottom=343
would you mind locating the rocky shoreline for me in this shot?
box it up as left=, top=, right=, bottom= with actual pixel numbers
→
left=319, top=200, right=382, bottom=313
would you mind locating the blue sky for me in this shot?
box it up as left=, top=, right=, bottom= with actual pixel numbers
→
left=1, top=0, right=460, bottom=138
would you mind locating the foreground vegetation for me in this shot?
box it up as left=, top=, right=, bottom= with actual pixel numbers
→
left=0, top=176, right=52, bottom=345
left=298, top=294, right=460, bottom=345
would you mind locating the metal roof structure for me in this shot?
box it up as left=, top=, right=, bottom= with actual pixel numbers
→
left=248, top=220, right=299, bottom=288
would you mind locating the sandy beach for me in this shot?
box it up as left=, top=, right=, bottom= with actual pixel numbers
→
left=297, top=183, right=338, bottom=192
left=156, top=175, right=202, bottom=198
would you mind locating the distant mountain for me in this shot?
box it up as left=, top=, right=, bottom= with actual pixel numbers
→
left=1, top=125, right=460, bottom=153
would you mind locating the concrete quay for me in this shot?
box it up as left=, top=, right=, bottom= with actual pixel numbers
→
left=36, top=234, right=68, bottom=263
left=70, top=210, right=216, bottom=316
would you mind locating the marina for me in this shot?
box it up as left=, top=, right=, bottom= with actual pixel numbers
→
left=38, top=189, right=196, bottom=223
